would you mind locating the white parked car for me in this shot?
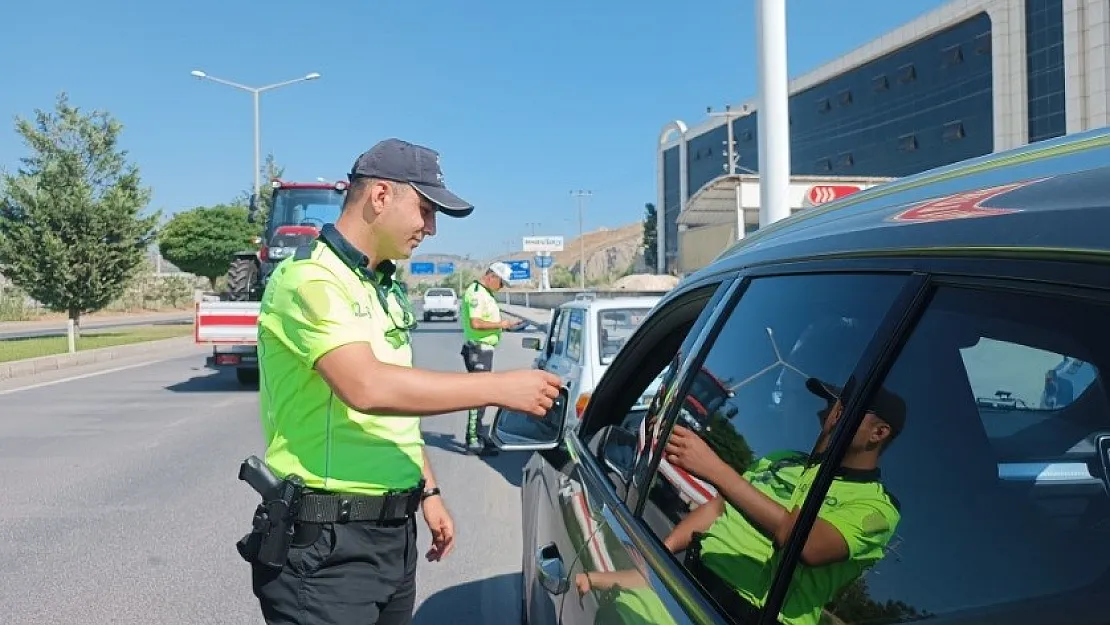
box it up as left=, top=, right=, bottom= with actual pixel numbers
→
left=522, top=296, right=661, bottom=428
left=421, top=288, right=459, bottom=322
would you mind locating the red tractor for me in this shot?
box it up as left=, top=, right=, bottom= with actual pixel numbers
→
left=226, top=178, right=348, bottom=301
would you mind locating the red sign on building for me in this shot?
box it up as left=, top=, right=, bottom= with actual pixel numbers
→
left=807, top=185, right=862, bottom=205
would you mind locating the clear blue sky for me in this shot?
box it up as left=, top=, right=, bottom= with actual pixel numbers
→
left=0, top=0, right=943, bottom=259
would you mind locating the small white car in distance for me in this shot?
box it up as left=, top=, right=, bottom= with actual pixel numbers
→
left=422, top=287, right=459, bottom=322
left=522, top=295, right=662, bottom=428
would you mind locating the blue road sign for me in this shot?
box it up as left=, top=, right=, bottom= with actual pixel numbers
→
left=410, top=262, right=435, bottom=275
left=436, top=262, right=455, bottom=275
left=507, top=260, right=531, bottom=281
left=534, top=255, right=553, bottom=269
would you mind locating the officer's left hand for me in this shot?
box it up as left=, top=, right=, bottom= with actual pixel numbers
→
left=422, top=496, right=455, bottom=562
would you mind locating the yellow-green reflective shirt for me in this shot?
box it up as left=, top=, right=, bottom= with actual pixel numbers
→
left=697, top=451, right=900, bottom=625
left=460, top=281, right=502, bottom=346
left=257, top=225, right=423, bottom=496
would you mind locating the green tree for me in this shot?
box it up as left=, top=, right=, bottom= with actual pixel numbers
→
left=0, top=93, right=158, bottom=340
left=825, top=576, right=929, bottom=625
left=642, top=202, right=658, bottom=271
left=158, top=204, right=258, bottom=290
left=550, top=265, right=576, bottom=288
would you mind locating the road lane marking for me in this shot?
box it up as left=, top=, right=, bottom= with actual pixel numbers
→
left=0, top=355, right=190, bottom=396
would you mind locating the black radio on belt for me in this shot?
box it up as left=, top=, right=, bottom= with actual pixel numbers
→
left=237, top=455, right=305, bottom=569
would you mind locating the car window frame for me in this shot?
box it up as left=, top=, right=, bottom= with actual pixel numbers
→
left=563, top=274, right=742, bottom=624
left=622, top=264, right=931, bottom=625
left=549, top=307, right=570, bottom=358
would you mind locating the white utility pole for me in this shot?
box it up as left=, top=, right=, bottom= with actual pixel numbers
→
left=570, top=190, right=592, bottom=289
left=189, top=70, right=321, bottom=202
left=707, top=105, right=752, bottom=240
left=755, top=0, right=791, bottom=227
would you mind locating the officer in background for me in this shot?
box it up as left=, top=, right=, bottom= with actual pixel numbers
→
left=241, top=138, right=561, bottom=625
left=459, top=261, right=525, bottom=454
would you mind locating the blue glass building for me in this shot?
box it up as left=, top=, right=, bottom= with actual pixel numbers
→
left=658, top=0, right=1104, bottom=274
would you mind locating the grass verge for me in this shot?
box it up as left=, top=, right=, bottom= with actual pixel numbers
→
left=0, top=324, right=193, bottom=363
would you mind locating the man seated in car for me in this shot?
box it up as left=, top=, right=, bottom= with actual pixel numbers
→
left=579, top=378, right=904, bottom=625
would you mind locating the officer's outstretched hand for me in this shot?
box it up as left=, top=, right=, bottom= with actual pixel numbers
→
left=497, top=370, right=562, bottom=417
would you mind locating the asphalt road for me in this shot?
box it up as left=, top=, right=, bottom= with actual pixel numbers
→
left=0, top=312, right=194, bottom=340
left=0, top=316, right=547, bottom=625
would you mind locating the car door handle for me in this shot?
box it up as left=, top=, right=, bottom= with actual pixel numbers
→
left=535, top=543, right=570, bottom=595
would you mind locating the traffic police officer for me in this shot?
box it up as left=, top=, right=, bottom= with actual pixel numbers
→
left=459, top=261, right=522, bottom=454
left=241, top=138, right=562, bottom=625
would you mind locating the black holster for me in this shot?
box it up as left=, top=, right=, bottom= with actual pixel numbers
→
left=235, top=459, right=305, bottom=570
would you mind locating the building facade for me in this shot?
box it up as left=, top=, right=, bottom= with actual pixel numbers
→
left=658, top=0, right=1110, bottom=274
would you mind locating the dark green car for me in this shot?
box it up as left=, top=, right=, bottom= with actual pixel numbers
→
left=491, top=127, right=1110, bottom=625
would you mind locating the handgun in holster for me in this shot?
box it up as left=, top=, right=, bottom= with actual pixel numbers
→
left=235, top=455, right=305, bottom=569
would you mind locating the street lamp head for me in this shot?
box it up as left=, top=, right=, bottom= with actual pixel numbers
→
left=305, top=72, right=321, bottom=80
left=190, top=70, right=207, bottom=79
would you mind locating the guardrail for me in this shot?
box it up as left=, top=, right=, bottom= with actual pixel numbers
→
left=496, top=289, right=670, bottom=310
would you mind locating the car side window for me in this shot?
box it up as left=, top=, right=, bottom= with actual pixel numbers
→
left=567, top=309, right=585, bottom=363
left=814, top=285, right=1110, bottom=625
left=635, top=273, right=909, bottom=625
left=585, top=282, right=733, bottom=497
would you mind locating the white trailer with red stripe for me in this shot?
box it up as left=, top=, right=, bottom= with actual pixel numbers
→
left=194, top=301, right=261, bottom=386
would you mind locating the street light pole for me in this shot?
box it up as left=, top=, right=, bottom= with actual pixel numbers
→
left=190, top=70, right=321, bottom=201
left=708, top=105, right=753, bottom=241
left=570, top=190, right=591, bottom=289
left=755, top=0, right=791, bottom=227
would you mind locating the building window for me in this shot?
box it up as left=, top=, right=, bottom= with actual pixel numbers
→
left=975, top=31, right=992, bottom=55
left=943, top=121, right=966, bottom=142
left=1026, top=0, right=1065, bottom=142
left=898, top=133, right=918, bottom=152
left=898, top=63, right=917, bottom=83
left=942, top=44, right=963, bottom=67
left=780, top=12, right=992, bottom=179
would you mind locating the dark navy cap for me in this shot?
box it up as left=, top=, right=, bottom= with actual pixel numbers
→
left=349, top=138, right=473, bottom=218
left=806, top=377, right=906, bottom=436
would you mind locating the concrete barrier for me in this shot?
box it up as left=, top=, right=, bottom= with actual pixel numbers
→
left=497, top=289, right=669, bottom=310
left=0, top=336, right=200, bottom=382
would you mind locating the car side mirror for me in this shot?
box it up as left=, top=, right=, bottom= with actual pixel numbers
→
left=247, top=193, right=260, bottom=224
left=490, top=391, right=568, bottom=451
left=522, top=337, right=542, bottom=351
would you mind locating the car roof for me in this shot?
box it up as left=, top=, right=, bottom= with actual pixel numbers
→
left=694, top=127, right=1110, bottom=279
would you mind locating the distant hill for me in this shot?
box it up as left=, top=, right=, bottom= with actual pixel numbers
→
left=491, top=222, right=647, bottom=284
left=399, top=221, right=648, bottom=286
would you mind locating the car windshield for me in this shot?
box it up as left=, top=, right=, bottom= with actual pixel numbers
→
left=597, top=307, right=652, bottom=365
left=269, top=187, right=345, bottom=229
left=426, top=289, right=454, bottom=297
